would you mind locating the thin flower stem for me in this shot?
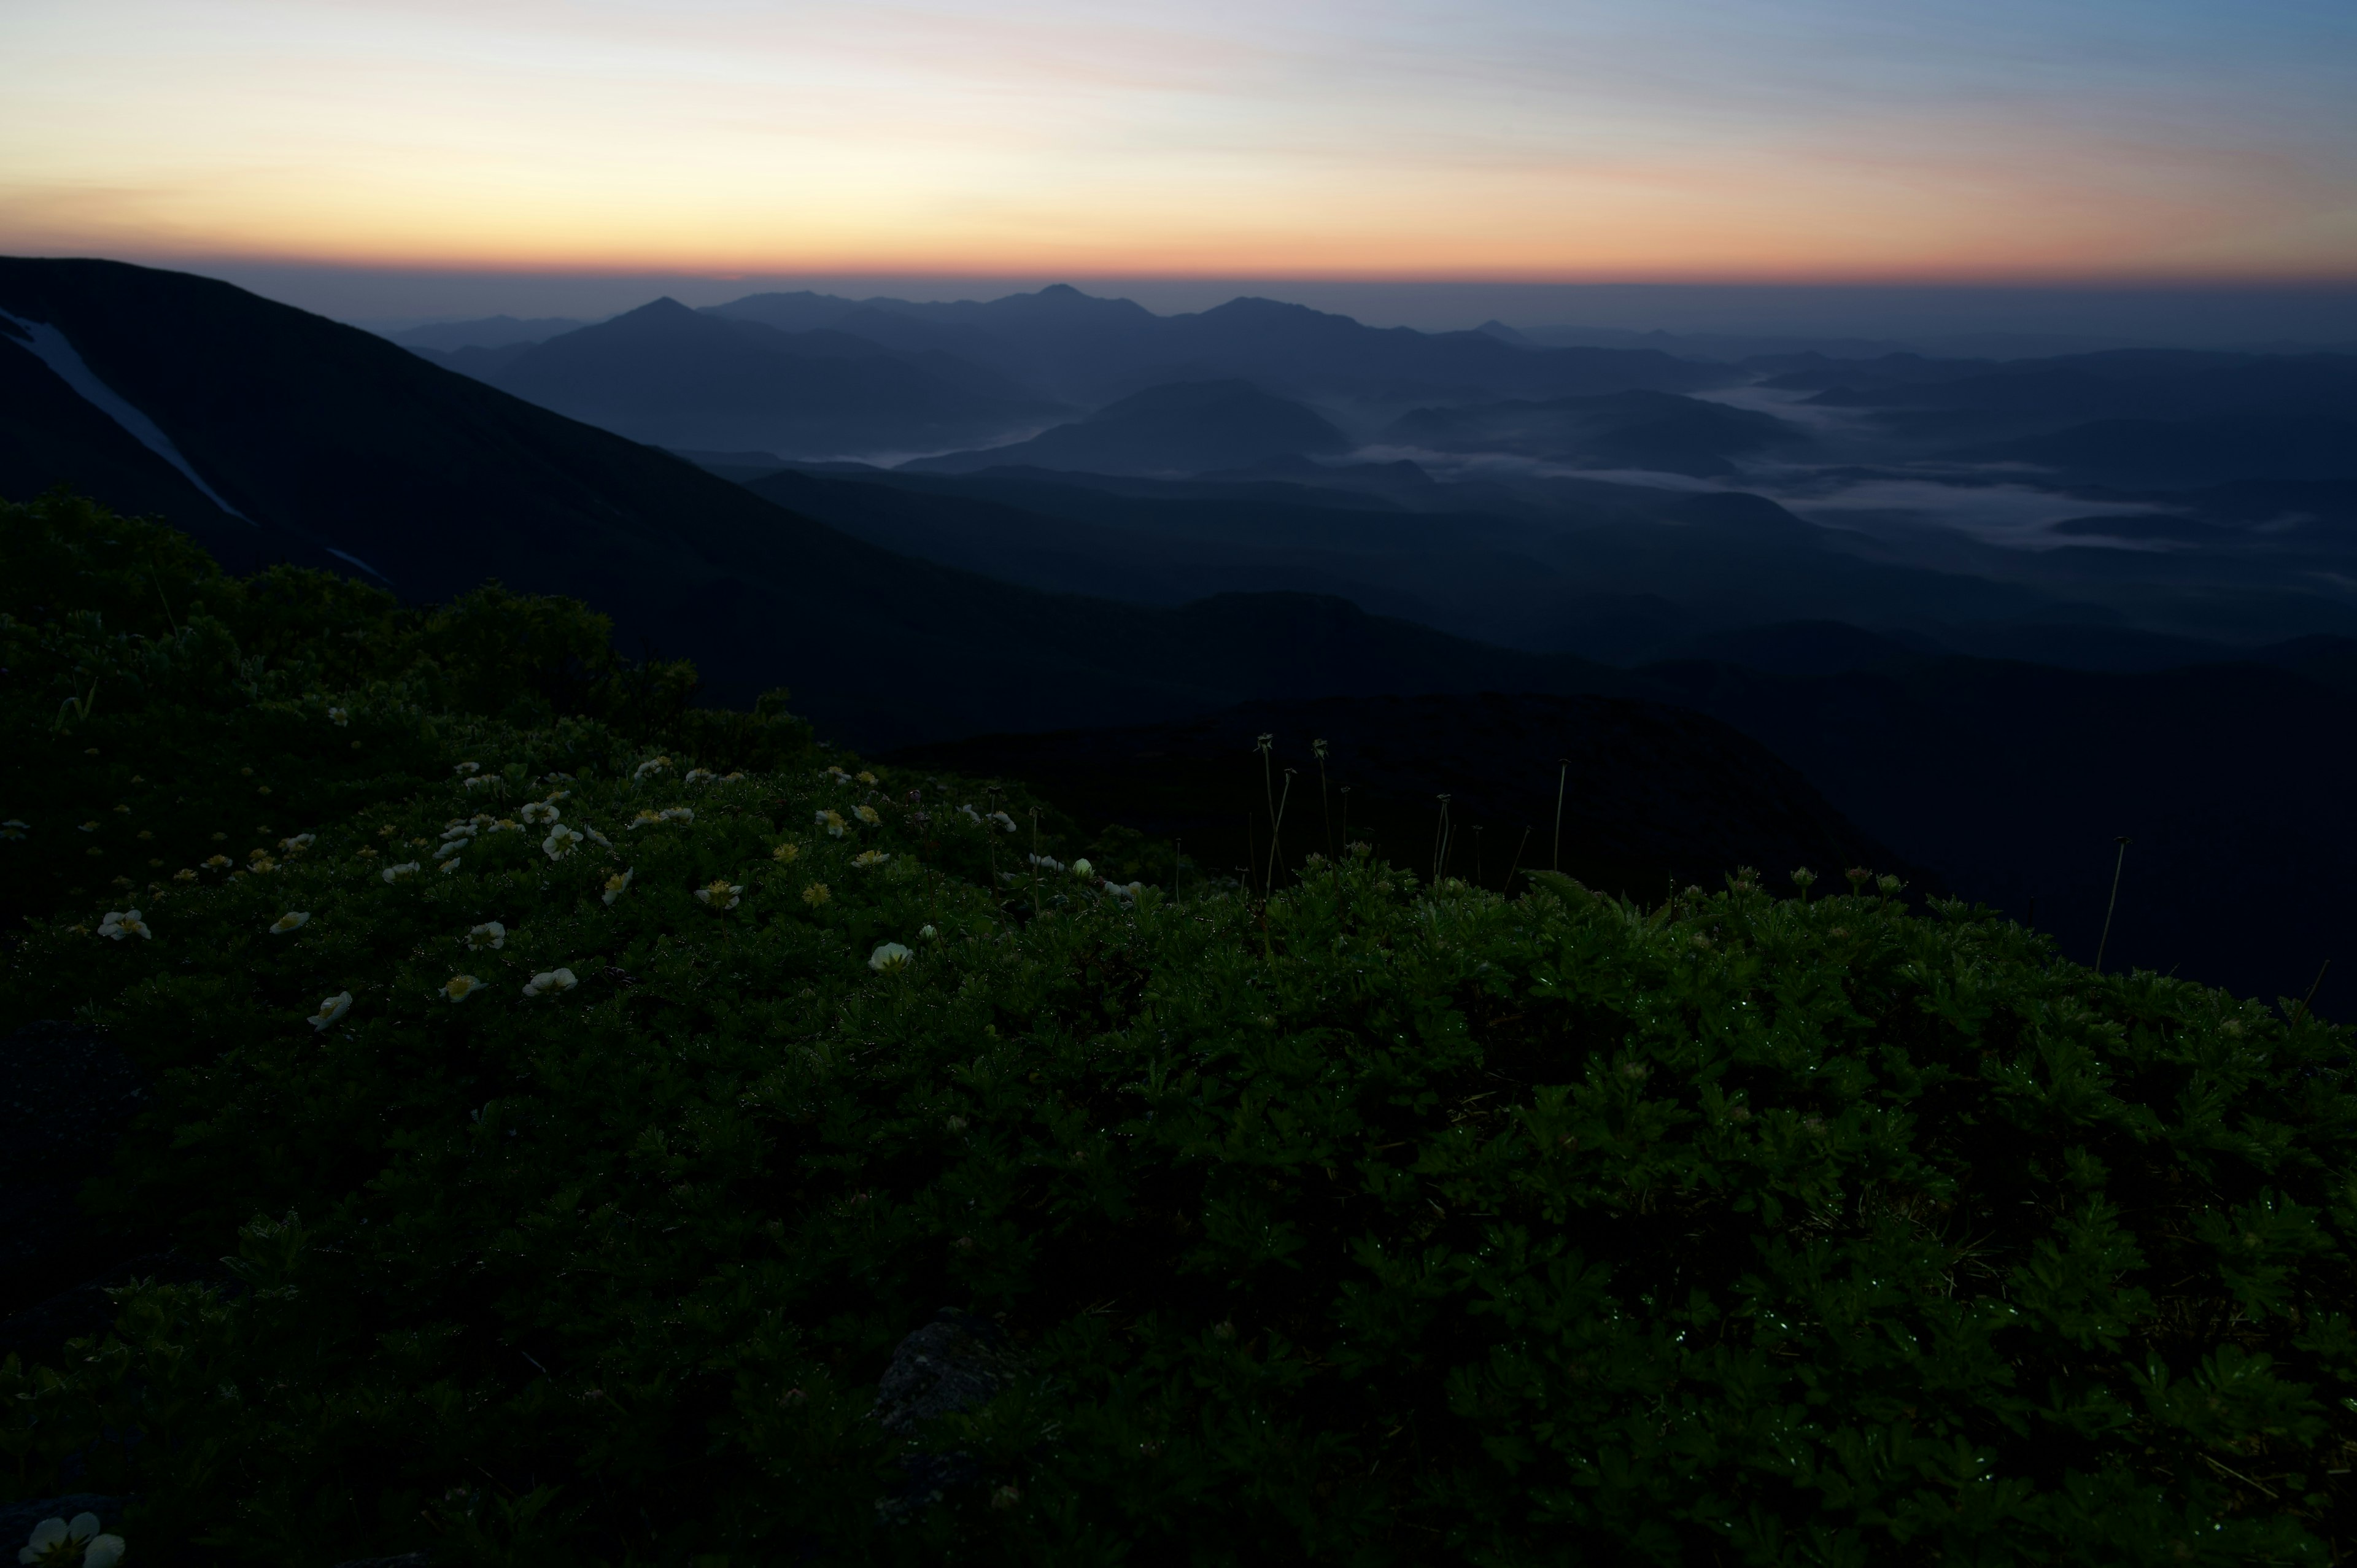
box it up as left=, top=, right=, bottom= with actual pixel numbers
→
left=1552, top=760, right=1568, bottom=873
left=2095, top=836, right=2131, bottom=973
left=1266, top=770, right=1294, bottom=892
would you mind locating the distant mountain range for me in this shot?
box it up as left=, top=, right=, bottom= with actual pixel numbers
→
left=7, top=254, right=2357, bottom=1000
left=0, top=258, right=1646, bottom=749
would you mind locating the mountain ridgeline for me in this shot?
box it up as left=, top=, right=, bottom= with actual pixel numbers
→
left=6, top=255, right=2357, bottom=1002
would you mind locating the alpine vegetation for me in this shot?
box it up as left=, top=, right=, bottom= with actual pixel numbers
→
left=2, top=493, right=2355, bottom=1564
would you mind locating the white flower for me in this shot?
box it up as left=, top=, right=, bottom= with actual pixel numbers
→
left=277, top=833, right=315, bottom=854
left=487, top=817, right=520, bottom=833
left=440, top=857, right=462, bottom=874
left=627, top=810, right=662, bottom=831
left=816, top=809, right=846, bottom=838
left=0, top=819, right=28, bottom=841
left=455, top=762, right=481, bottom=776
left=382, top=861, right=421, bottom=882
left=602, top=868, right=633, bottom=905
left=1028, top=853, right=1064, bottom=873
left=520, top=801, right=559, bottom=825
left=662, top=806, right=693, bottom=824
left=853, top=803, right=880, bottom=827
left=522, top=967, right=578, bottom=997
left=1071, top=858, right=1094, bottom=878
left=97, top=910, right=150, bottom=940
left=826, top=766, right=853, bottom=785
left=722, top=771, right=745, bottom=781
left=442, top=974, right=481, bottom=1002
left=633, top=755, right=671, bottom=781
left=919, top=924, right=938, bottom=939
left=328, top=706, right=350, bottom=727
left=307, top=992, right=353, bottom=1031
left=466, top=921, right=506, bottom=951
left=79, top=821, right=99, bottom=833
left=856, top=770, right=877, bottom=785
left=18, top=1510, right=123, bottom=1568
left=988, top=811, right=1017, bottom=833
left=684, top=767, right=715, bottom=785
left=269, top=910, right=310, bottom=935
left=543, top=772, right=574, bottom=784
left=541, top=825, right=585, bottom=860
left=852, top=849, right=890, bottom=869
left=695, top=879, right=743, bottom=910
left=583, top=824, right=613, bottom=849
left=960, top=805, right=982, bottom=826
left=868, top=942, right=914, bottom=973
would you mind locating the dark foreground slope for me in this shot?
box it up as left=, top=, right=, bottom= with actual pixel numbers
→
left=893, top=693, right=1917, bottom=905
left=1634, top=652, right=2357, bottom=1002
left=5, top=499, right=2352, bottom=1564
left=0, top=258, right=1630, bottom=748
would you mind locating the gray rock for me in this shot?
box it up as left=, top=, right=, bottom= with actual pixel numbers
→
left=871, top=1308, right=1015, bottom=1438
left=871, top=1308, right=1018, bottom=1521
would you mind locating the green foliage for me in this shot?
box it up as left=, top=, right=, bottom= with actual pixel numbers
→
left=0, top=491, right=810, bottom=931
left=5, top=498, right=2357, bottom=1565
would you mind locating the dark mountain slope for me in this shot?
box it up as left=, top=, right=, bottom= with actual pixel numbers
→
left=1628, top=652, right=2357, bottom=1000
left=0, top=314, right=333, bottom=576
left=0, top=258, right=1643, bottom=749
left=466, top=297, right=1061, bottom=455
left=905, top=380, right=1352, bottom=476
left=1379, top=390, right=1807, bottom=476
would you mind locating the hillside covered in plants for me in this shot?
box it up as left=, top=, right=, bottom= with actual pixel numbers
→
left=2, top=491, right=2355, bottom=1566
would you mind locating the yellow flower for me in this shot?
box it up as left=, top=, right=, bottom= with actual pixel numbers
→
left=772, top=842, right=799, bottom=863
left=854, top=804, right=880, bottom=827
left=172, top=868, right=198, bottom=882
left=856, top=771, right=877, bottom=785
left=852, top=849, right=890, bottom=869
left=441, top=974, right=481, bottom=1002
left=203, top=854, right=231, bottom=870
left=815, top=809, right=847, bottom=839
left=802, top=882, right=831, bottom=907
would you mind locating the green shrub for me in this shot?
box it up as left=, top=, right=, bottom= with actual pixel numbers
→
left=4, top=497, right=2354, bottom=1566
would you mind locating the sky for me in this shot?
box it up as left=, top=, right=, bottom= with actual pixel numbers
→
left=4, top=0, right=2354, bottom=288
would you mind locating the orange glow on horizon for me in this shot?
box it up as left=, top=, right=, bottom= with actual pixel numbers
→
left=4, top=0, right=2353, bottom=288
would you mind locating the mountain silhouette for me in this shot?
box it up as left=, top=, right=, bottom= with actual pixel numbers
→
left=0, top=257, right=1655, bottom=749
left=711, top=284, right=1729, bottom=405
left=446, top=297, right=1063, bottom=457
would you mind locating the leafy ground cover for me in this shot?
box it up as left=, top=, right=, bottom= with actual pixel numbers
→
left=4, top=494, right=2356, bottom=1565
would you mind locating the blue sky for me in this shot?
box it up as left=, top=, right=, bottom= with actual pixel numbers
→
left=3, top=0, right=2351, bottom=281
